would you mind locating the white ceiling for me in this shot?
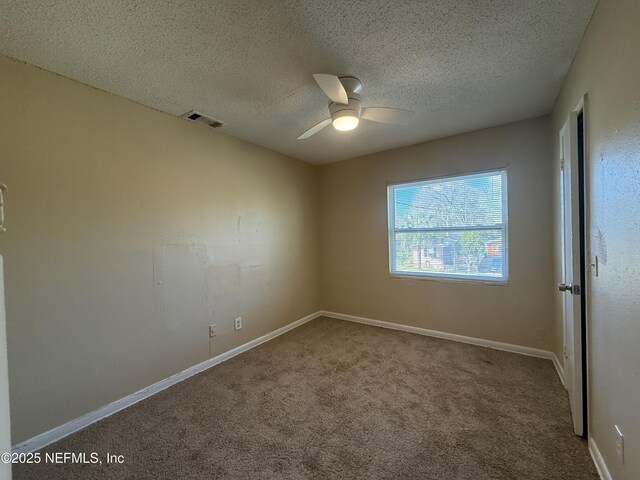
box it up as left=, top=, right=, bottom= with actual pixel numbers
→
left=0, top=0, right=597, bottom=164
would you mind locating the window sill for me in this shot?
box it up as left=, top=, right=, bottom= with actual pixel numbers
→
left=389, top=272, right=510, bottom=286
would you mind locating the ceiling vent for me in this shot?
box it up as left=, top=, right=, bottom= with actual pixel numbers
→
left=182, top=110, right=227, bottom=129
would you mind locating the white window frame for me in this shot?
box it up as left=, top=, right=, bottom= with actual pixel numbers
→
left=387, top=169, right=509, bottom=283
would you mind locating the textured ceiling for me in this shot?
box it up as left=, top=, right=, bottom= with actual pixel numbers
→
left=0, top=0, right=597, bottom=164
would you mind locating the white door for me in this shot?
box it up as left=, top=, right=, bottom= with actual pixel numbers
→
left=0, top=256, right=12, bottom=479
left=559, top=113, right=584, bottom=436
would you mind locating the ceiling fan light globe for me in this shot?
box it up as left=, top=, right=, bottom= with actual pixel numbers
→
left=332, top=113, right=359, bottom=131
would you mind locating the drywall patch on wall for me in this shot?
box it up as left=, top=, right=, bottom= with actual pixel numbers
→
left=205, top=262, right=243, bottom=336
left=153, top=243, right=246, bottom=336
left=162, top=244, right=207, bottom=332
left=206, top=264, right=242, bottom=297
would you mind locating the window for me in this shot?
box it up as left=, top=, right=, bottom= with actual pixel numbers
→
left=388, top=170, right=508, bottom=282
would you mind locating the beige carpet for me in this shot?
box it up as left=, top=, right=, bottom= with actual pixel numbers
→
left=15, top=316, right=598, bottom=479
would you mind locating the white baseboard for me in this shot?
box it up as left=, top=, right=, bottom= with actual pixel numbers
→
left=589, top=436, right=613, bottom=480
left=320, top=310, right=557, bottom=362
left=12, top=310, right=323, bottom=454
left=11, top=309, right=568, bottom=455
left=552, top=353, right=565, bottom=386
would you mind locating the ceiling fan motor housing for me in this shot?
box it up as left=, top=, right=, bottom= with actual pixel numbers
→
left=339, top=76, right=363, bottom=94
left=329, top=93, right=362, bottom=122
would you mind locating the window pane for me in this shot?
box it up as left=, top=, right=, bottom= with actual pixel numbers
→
left=393, top=229, right=505, bottom=278
left=393, top=172, right=503, bottom=229
left=389, top=170, right=507, bottom=281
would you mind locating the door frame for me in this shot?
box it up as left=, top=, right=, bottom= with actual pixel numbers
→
left=0, top=255, right=12, bottom=480
left=577, top=97, right=590, bottom=438
left=560, top=95, right=590, bottom=437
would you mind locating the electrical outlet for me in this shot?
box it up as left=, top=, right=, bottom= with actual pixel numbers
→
left=615, top=425, right=624, bottom=464
left=234, top=317, right=242, bottom=331
left=208, top=324, right=217, bottom=338
left=536, top=328, right=545, bottom=341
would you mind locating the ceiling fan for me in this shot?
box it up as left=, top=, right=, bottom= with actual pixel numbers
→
left=297, top=74, right=415, bottom=140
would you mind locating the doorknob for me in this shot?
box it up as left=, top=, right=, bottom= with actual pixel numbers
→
left=558, top=283, right=581, bottom=295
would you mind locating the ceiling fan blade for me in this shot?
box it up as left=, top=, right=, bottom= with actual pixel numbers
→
left=313, top=74, right=349, bottom=105
left=297, top=118, right=332, bottom=140
left=361, top=107, right=415, bottom=125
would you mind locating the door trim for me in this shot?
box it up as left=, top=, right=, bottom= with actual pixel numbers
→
left=561, top=95, right=589, bottom=438
left=575, top=94, right=590, bottom=438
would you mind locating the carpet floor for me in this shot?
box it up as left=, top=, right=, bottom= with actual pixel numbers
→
left=15, top=316, right=598, bottom=479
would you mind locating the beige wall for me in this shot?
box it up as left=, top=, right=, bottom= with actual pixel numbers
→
left=320, top=117, right=555, bottom=350
left=0, top=55, right=321, bottom=443
left=5, top=5, right=634, bottom=464
left=551, top=0, right=640, bottom=478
